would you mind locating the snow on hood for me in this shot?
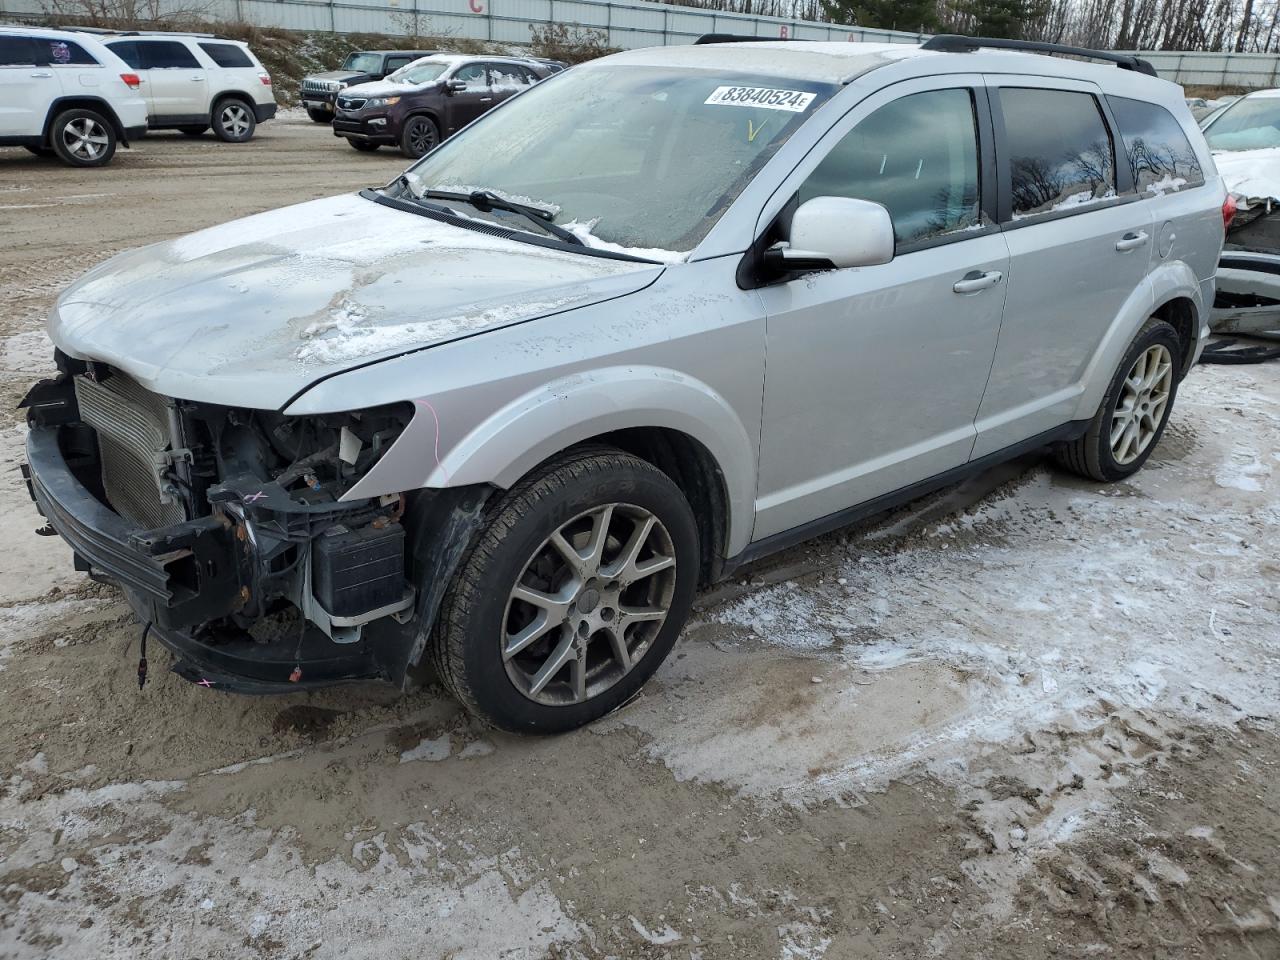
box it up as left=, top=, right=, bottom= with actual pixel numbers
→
left=49, top=193, right=662, bottom=409
left=341, top=79, right=429, bottom=98
left=1213, top=146, right=1280, bottom=209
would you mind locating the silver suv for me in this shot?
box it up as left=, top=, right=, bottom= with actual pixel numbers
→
left=23, top=36, right=1226, bottom=732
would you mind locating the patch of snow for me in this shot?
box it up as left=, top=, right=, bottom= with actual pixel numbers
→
left=562, top=219, right=688, bottom=264
left=629, top=916, right=682, bottom=944
left=1213, top=146, right=1280, bottom=206
left=399, top=734, right=451, bottom=764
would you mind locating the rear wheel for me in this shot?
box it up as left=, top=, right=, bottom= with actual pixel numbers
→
left=347, top=138, right=380, bottom=152
left=178, top=125, right=208, bottom=137
left=432, top=449, right=698, bottom=733
left=1055, top=317, right=1181, bottom=482
left=212, top=98, right=256, bottom=142
left=306, top=107, right=331, bottom=123
left=399, top=115, right=439, bottom=159
left=49, top=109, right=116, bottom=167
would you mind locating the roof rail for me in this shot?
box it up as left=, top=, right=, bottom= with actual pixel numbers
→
left=61, top=25, right=225, bottom=39
left=921, top=34, right=1158, bottom=77
left=694, top=33, right=807, bottom=45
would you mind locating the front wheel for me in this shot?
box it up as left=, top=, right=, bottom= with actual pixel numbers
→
left=432, top=449, right=699, bottom=733
left=49, top=109, right=116, bottom=167
left=399, top=115, right=439, bottom=159
left=347, top=138, right=380, bottom=152
left=1055, top=317, right=1182, bottom=482
left=306, top=107, right=331, bottom=123
left=212, top=98, right=256, bottom=142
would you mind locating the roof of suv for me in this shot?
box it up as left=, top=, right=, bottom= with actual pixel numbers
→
left=607, top=39, right=1174, bottom=90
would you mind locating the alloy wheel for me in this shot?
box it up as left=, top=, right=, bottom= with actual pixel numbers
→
left=221, top=103, right=251, bottom=138
left=1111, top=343, right=1174, bottom=464
left=62, top=117, right=108, bottom=162
left=502, top=503, right=677, bottom=706
left=408, top=119, right=436, bottom=154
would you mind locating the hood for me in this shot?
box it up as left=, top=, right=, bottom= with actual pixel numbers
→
left=50, top=193, right=663, bottom=410
left=1214, top=147, right=1280, bottom=209
left=341, top=79, right=426, bottom=98
left=307, top=69, right=366, bottom=82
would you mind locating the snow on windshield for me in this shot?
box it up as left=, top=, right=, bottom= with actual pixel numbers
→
left=1206, top=97, right=1280, bottom=152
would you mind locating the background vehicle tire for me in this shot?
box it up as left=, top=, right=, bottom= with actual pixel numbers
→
left=178, top=125, right=208, bottom=137
left=432, top=448, right=699, bottom=734
left=211, top=98, right=256, bottom=143
left=1055, top=317, right=1182, bottom=482
left=48, top=109, right=116, bottom=167
left=306, top=108, right=330, bottom=123
left=23, top=145, right=54, bottom=158
left=399, top=116, right=439, bottom=159
left=347, top=139, right=380, bottom=152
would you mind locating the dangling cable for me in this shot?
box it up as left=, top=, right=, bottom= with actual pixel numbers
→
left=137, top=622, right=152, bottom=690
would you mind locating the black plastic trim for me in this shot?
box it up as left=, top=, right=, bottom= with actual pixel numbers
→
left=922, top=35, right=1158, bottom=77
left=722, top=420, right=1089, bottom=576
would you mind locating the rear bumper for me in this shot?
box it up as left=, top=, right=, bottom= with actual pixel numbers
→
left=254, top=102, right=278, bottom=123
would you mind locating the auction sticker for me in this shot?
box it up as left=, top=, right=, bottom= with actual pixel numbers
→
left=704, top=86, right=816, bottom=113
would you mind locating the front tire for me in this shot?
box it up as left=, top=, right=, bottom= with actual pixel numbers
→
left=399, top=115, right=439, bottom=159
left=1055, top=317, right=1182, bottom=482
left=347, top=138, right=380, bottom=152
left=432, top=449, right=699, bottom=734
left=48, top=109, right=116, bottom=167
left=212, top=98, right=256, bottom=142
left=306, top=107, right=331, bottom=123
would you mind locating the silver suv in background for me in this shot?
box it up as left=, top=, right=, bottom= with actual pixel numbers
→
left=23, top=36, right=1225, bottom=733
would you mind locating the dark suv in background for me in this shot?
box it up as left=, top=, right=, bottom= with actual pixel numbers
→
left=332, top=54, right=557, bottom=157
left=300, top=49, right=438, bottom=123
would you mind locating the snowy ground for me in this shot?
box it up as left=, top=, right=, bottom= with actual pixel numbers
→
left=1, top=123, right=1279, bottom=959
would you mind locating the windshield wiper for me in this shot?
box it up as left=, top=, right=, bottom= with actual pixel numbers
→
left=420, top=188, right=584, bottom=246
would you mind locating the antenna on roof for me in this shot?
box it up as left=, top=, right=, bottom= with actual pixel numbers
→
left=921, top=34, right=1158, bottom=77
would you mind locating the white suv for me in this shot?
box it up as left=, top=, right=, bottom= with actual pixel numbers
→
left=101, top=32, right=275, bottom=142
left=0, top=27, right=147, bottom=167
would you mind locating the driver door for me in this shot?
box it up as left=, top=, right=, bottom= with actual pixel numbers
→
left=753, top=77, right=1010, bottom=540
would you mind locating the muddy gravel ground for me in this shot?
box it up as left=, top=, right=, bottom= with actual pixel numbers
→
left=1, top=119, right=1279, bottom=960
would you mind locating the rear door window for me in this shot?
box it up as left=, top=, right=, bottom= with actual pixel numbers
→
left=798, top=87, right=985, bottom=248
left=0, top=37, right=38, bottom=65
left=198, top=42, right=253, bottom=68
left=138, top=40, right=200, bottom=70
left=1106, top=95, right=1205, bottom=195
left=489, top=64, right=532, bottom=90
left=1000, top=88, right=1116, bottom=220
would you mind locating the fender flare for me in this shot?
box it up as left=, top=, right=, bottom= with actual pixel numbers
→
left=1069, top=260, right=1205, bottom=423
left=347, top=366, right=758, bottom=557
left=43, top=96, right=127, bottom=146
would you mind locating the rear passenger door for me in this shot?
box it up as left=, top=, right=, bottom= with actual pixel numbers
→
left=488, top=63, right=533, bottom=105
left=972, top=78, right=1154, bottom=458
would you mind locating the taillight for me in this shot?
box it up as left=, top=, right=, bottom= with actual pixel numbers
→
left=1223, top=193, right=1238, bottom=231
left=259, top=72, right=272, bottom=86
left=120, top=73, right=141, bottom=89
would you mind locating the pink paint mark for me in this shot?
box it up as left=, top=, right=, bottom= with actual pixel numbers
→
left=243, top=491, right=267, bottom=503
left=198, top=678, right=214, bottom=687
left=468, top=0, right=484, bottom=11
left=414, top=398, right=452, bottom=485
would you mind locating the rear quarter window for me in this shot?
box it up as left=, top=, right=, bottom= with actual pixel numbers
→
left=1000, top=88, right=1116, bottom=220
left=35, top=38, right=98, bottom=65
left=198, top=42, right=254, bottom=68
left=1106, top=95, right=1205, bottom=196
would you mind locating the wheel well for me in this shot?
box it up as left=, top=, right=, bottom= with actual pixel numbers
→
left=404, top=109, right=441, bottom=130
left=43, top=98, right=123, bottom=145
left=1153, top=297, right=1197, bottom=376
left=580, top=428, right=729, bottom=587
left=212, top=91, right=255, bottom=114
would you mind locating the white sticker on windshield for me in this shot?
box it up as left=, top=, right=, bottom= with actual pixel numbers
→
left=704, top=86, right=816, bottom=113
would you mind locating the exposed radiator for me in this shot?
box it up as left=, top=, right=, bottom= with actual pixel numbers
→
left=74, top=373, right=186, bottom=530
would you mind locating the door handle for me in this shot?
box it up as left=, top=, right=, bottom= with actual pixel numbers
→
left=1115, top=231, right=1149, bottom=252
left=480, top=97, right=493, bottom=102
left=952, top=270, right=1003, bottom=294
left=30, top=71, right=53, bottom=78
left=190, top=75, right=205, bottom=81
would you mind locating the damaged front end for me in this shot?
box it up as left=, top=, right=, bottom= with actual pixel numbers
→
left=21, top=352, right=486, bottom=692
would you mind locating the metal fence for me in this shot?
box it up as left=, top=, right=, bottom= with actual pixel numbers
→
left=3, top=0, right=1279, bottom=88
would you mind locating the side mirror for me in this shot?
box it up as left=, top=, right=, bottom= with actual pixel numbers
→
left=769, top=196, right=895, bottom=271
left=445, top=79, right=467, bottom=94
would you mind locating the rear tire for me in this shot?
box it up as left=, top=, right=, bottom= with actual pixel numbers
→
left=399, top=115, right=439, bottom=159
left=211, top=98, right=256, bottom=143
left=48, top=108, right=116, bottom=167
left=178, top=125, right=208, bottom=137
left=1054, top=317, right=1182, bottom=482
left=306, top=107, right=331, bottom=123
left=347, top=138, right=380, bottom=152
left=431, top=448, right=699, bottom=734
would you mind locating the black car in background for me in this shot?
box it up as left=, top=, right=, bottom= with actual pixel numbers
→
left=300, top=49, right=439, bottom=122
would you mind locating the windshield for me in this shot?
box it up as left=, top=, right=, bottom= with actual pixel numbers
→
left=388, top=61, right=448, bottom=85
left=342, top=52, right=384, bottom=73
left=1205, top=96, right=1280, bottom=151
left=396, top=65, right=836, bottom=257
